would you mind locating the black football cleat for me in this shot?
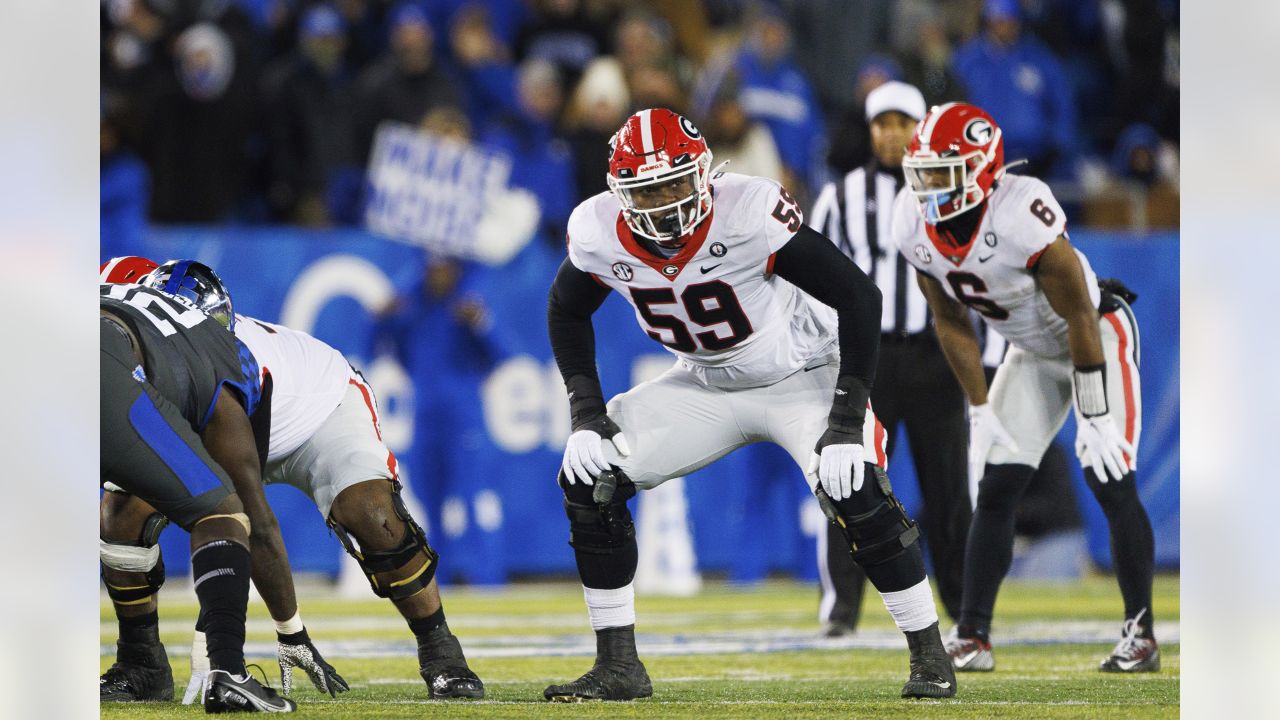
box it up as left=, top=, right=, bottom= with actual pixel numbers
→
left=901, top=622, right=958, bottom=699
left=420, top=664, right=485, bottom=699
left=203, top=669, right=297, bottom=713
left=418, top=628, right=485, bottom=699
left=544, top=625, right=652, bottom=702
left=543, top=662, right=653, bottom=702
left=100, top=640, right=174, bottom=702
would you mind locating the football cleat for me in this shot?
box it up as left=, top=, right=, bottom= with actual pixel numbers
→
left=902, top=622, right=958, bottom=698
left=100, top=663, right=175, bottom=703
left=944, top=627, right=995, bottom=672
left=418, top=631, right=484, bottom=699
left=100, top=640, right=174, bottom=702
left=543, top=661, right=653, bottom=702
left=1100, top=610, right=1160, bottom=673
left=203, top=669, right=297, bottom=713
left=545, top=625, right=652, bottom=702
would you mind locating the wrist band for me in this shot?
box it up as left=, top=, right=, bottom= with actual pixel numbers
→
left=1073, top=365, right=1108, bottom=417
left=275, top=610, right=304, bottom=636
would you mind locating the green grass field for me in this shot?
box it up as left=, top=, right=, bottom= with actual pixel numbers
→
left=101, top=574, right=1179, bottom=718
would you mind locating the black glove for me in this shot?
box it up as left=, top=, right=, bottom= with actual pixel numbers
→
left=277, top=628, right=349, bottom=698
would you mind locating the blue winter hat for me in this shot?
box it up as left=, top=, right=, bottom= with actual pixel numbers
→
left=299, top=4, right=344, bottom=40
left=984, top=0, right=1022, bottom=22
left=856, top=53, right=903, bottom=85
left=389, top=2, right=431, bottom=33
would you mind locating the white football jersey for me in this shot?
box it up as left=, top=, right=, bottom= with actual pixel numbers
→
left=891, top=174, right=1099, bottom=359
left=234, top=315, right=351, bottom=461
left=567, top=172, right=837, bottom=388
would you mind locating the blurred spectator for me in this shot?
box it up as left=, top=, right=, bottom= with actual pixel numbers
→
left=825, top=54, right=901, bottom=177
left=951, top=0, right=1078, bottom=179
left=612, top=8, right=693, bottom=91
left=354, top=2, right=462, bottom=162
left=100, top=94, right=150, bottom=252
left=563, top=58, right=631, bottom=202
left=479, top=59, right=578, bottom=246
left=781, top=0, right=891, bottom=118
left=260, top=3, right=361, bottom=226
left=891, top=4, right=967, bottom=108
left=701, top=73, right=785, bottom=184
left=721, top=4, right=826, bottom=197
left=1111, top=123, right=1178, bottom=191
left=449, top=3, right=519, bottom=129
left=115, top=1, right=260, bottom=222
left=627, top=63, right=688, bottom=116
left=1103, top=0, right=1179, bottom=146
left=377, top=255, right=506, bottom=584
left=1082, top=121, right=1179, bottom=229
left=514, top=0, right=612, bottom=92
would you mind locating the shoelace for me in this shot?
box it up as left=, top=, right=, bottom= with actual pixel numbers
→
left=1112, top=608, right=1149, bottom=658
left=245, top=663, right=276, bottom=692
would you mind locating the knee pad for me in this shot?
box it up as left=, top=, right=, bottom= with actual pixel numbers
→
left=560, top=469, right=636, bottom=555
left=327, top=481, right=438, bottom=601
left=100, top=512, right=169, bottom=605
left=975, top=464, right=1035, bottom=515
left=829, top=465, right=919, bottom=567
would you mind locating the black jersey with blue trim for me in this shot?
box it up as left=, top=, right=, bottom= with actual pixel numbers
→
left=100, top=283, right=262, bottom=430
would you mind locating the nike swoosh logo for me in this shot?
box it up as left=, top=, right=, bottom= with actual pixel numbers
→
left=978, top=254, right=994, bottom=263
left=934, top=682, right=952, bottom=689
left=700, top=264, right=721, bottom=274
left=802, top=362, right=828, bottom=372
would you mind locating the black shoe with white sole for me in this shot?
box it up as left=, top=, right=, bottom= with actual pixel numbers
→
left=100, top=640, right=174, bottom=702
left=203, top=669, right=297, bottom=713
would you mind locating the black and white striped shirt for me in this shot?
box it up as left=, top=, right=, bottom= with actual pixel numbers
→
left=809, top=161, right=929, bottom=336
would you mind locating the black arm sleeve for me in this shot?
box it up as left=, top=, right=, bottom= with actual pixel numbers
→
left=772, top=224, right=882, bottom=437
left=547, top=257, right=613, bottom=427
left=772, top=224, right=881, bottom=385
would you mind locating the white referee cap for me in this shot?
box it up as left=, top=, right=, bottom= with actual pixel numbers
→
left=865, top=81, right=927, bottom=122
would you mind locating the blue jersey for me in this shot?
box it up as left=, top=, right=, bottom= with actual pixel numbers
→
left=101, top=283, right=262, bottom=431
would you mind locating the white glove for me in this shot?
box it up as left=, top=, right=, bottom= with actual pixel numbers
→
left=561, top=415, right=630, bottom=486
left=806, top=427, right=865, bottom=500
left=1076, top=413, right=1135, bottom=483
left=180, top=629, right=208, bottom=705
left=968, top=403, right=1019, bottom=499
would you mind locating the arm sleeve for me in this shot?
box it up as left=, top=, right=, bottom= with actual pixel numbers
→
left=771, top=224, right=882, bottom=387
left=547, top=257, right=613, bottom=425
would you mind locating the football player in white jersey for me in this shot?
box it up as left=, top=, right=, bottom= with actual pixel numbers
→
left=892, top=103, right=1158, bottom=673
left=99, top=257, right=485, bottom=703
left=543, top=108, right=956, bottom=701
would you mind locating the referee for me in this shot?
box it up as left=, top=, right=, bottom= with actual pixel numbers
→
left=808, top=81, right=971, bottom=635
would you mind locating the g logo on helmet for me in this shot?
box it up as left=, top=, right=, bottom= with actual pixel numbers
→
left=963, top=118, right=993, bottom=146
left=679, top=115, right=702, bottom=139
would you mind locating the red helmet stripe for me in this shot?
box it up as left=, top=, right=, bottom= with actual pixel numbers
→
left=637, top=108, right=654, bottom=154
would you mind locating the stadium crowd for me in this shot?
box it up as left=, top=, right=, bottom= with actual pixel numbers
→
left=101, top=0, right=1179, bottom=248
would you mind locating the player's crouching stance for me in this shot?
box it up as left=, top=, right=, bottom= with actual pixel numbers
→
left=543, top=108, right=956, bottom=702
left=893, top=103, right=1159, bottom=673
left=99, top=258, right=483, bottom=703
left=100, top=273, right=295, bottom=712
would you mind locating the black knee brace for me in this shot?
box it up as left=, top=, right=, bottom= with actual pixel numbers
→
left=820, top=465, right=919, bottom=567
left=328, top=481, right=438, bottom=601
left=100, top=512, right=170, bottom=605
left=560, top=469, right=636, bottom=555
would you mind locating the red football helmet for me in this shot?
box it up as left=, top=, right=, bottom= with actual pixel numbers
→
left=607, top=108, right=717, bottom=248
left=902, top=102, right=1005, bottom=224
left=100, top=256, right=159, bottom=284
